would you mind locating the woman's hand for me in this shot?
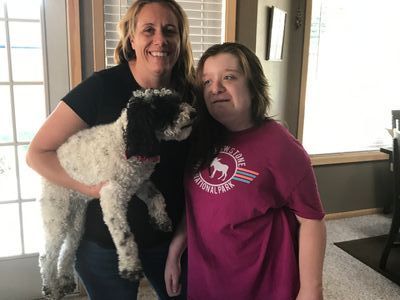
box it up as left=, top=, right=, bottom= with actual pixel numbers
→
left=165, top=251, right=182, bottom=297
left=164, top=212, right=187, bottom=297
left=296, top=216, right=326, bottom=300
left=80, top=181, right=109, bottom=199
left=296, top=287, right=323, bottom=300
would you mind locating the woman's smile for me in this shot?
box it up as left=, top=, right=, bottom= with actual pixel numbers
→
left=130, top=2, right=181, bottom=85
left=149, top=51, right=169, bottom=57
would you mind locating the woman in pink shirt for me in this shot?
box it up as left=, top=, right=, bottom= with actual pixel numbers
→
left=166, top=42, right=326, bottom=300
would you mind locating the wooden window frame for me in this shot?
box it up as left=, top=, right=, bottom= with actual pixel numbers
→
left=66, top=0, right=82, bottom=88
left=225, top=0, right=237, bottom=43
left=297, top=0, right=388, bottom=166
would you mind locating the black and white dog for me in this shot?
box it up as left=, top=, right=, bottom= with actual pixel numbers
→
left=38, top=88, right=194, bottom=299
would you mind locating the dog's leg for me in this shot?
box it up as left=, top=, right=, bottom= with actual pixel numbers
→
left=57, top=196, right=88, bottom=297
left=99, top=180, right=143, bottom=281
left=136, top=180, right=172, bottom=232
left=39, top=184, right=70, bottom=299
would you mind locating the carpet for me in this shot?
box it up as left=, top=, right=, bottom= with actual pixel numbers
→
left=335, top=235, right=400, bottom=286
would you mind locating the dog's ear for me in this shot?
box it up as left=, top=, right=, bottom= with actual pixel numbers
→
left=124, top=100, right=160, bottom=158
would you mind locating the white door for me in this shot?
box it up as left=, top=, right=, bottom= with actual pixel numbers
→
left=0, top=0, right=69, bottom=299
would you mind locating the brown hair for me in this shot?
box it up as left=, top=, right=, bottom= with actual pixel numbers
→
left=114, top=0, right=195, bottom=100
left=189, top=42, right=272, bottom=172
left=196, top=42, right=271, bottom=123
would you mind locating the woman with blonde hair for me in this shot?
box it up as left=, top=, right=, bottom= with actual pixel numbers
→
left=26, top=1, right=194, bottom=299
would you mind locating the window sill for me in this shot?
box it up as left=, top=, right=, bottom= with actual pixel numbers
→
left=310, top=150, right=389, bottom=166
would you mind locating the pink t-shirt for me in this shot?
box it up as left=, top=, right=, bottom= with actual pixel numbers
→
left=185, top=120, right=324, bottom=300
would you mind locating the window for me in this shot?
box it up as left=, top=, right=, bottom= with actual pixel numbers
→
left=0, top=0, right=45, bottom=258
left=101, top=0, right=234, bottom=68
left=300, top=0, right=400, bottom=156
left=1, top=0, right=69, bottom=297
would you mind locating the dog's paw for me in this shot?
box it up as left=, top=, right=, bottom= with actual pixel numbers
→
left=158, top=218, right=173, bottom=232
left=59, top=275, right=76, bottom=295
left=120, top=268, right=144, bottom=282
left=42, top=285, right=61, bottom=300
left=42, top=285, right=52, bottom=297
left=149, top=215, right=172, bottom=232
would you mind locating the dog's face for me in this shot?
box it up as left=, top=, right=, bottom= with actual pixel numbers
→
left=156, top=101, right=195, bottom=141
left=124, top=89, right=195, bottom=157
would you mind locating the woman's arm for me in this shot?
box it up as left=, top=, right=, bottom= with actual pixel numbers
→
left=26, top=101, right=104, bottom=198
left=296, top=216, right=326, bottom=300
left=165, top=211, right=187, bottom=297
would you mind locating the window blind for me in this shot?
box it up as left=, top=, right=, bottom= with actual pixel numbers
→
left=103, top=0, right=225, bottom=68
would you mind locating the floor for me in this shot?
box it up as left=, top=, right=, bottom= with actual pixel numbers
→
left=323, top=213, right=400, bottom=300
left=69, top=213, right=400, bottom=300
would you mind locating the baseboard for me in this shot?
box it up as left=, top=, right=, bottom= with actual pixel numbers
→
left=325, top=208, right=383, bottom=220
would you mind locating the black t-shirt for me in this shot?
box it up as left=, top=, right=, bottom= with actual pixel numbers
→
left=62, top=62, right=189, bottom=249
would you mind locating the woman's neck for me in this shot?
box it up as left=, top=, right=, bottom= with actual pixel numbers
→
left=128, top=60, right=172, bottom=89
left=225, top=121, right=255, bottom=132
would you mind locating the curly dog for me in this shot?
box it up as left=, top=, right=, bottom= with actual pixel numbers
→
left=38, top=89, right=194, bottom=299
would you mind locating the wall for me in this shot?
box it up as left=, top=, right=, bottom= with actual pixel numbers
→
left=45, top=0, right=70, bottom=110
left=237, top=0, right=304, bottom=134
left=236, top=0, right=392, bottom=214
left=79, top=0, right=94, bottom=79
left=315, top=162, right=391, bottom=213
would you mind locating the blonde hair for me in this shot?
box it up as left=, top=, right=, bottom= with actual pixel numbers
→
left=114, top=0, right=195, bottom=99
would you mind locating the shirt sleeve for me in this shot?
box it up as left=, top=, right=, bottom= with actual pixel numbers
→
left=61, top=72, right=104, bottom=126
left=287, top=167, right=325, bottom=220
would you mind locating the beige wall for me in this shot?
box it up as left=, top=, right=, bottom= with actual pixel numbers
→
left=235, top=0, right=392, bottom=214
left=237, top=0, right=303, bottom=134
left=255, top=0, right=292, bottom=129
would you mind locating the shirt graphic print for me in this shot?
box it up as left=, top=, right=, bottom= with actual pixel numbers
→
left=193, top=145, right=259, bottom=195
